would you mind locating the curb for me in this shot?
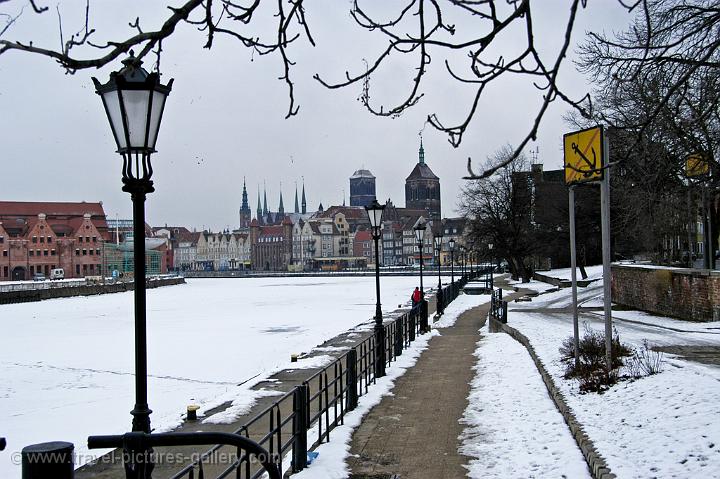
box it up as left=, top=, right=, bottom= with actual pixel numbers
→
left=489, top=316, right=616, bottom=479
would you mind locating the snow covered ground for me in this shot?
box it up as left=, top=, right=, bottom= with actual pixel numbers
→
left=0, top=276, right=432, bottom=477
left=505, top=269, right=720, bottom=478
left=460, top=333, right=590, bottom=478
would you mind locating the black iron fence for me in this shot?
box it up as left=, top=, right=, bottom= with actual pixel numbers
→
left=490, top=288, right=507, bottom=323
left=21, top=274, right=471, bottom=479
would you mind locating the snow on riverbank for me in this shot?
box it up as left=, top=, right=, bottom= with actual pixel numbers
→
left=0, top=276, right=426, bottom=477
left=461, top=332, right=590, bottom=478
left=505, top=273, right=720, bottom=478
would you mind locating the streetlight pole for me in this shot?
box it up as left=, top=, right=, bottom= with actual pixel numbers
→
left=434, top=233, right=443, bottom=316
left=365, top=200, right=386, bottom=378
left=449, top=238, right=455, bottom=286
left=414, top=217, right=427, bottom=333
left=488, top=243, right=494, bottom=290
left=94, top=53, right=173, bottom=477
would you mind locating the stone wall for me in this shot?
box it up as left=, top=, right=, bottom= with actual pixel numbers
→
left=0, top=277, right=185, bottom=305
left=612, top=264, right=720, bottom=322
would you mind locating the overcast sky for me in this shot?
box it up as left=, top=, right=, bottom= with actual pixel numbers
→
left=0, top=1, right=631, bottom=231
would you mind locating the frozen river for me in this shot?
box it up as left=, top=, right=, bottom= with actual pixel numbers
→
left=0, top=276, right=425, bottom=477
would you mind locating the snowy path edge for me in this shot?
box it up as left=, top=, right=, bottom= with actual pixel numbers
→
left=493, top=318, right=617, bottom=479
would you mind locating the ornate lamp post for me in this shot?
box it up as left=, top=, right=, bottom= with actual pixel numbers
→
left=93, top=53, right=173, bottom=465
left=449, top=238, right=456, bottom=285
left=434, top=232, right=444, bottom=316
left=413, top=217, right=427, bottom=332
left=488, top=243, right=494, bottom=290
left=414, top=218, right=427, bottom=293
left=365, top=199, right=386, bottom=378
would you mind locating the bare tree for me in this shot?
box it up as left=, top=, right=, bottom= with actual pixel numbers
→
left=460, top=145, right=536, bottom=281
left=0, top=1, right=636, bottom=178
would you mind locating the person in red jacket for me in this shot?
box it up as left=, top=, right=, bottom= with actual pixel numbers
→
left=411, top=287, right=422, bottom=307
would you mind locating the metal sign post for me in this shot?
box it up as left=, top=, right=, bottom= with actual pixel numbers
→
left=564, top=124, right=612, bottom=373
left=600, top=133, right=613, bottom=373
left=569, top=185, right=579, bottom=368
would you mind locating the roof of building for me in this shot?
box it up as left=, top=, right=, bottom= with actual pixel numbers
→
left=354, top=229, right=372, bottom=242
left=350, top=169, right=375, bottom=180
left=0, top=201, right=106, bottom=217
left=317, top=205, right=369, bottom=221
left=406, top=163, right=439, bottom=181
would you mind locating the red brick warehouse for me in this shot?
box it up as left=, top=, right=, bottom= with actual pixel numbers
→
left=0, top=201, right=110, bottom=281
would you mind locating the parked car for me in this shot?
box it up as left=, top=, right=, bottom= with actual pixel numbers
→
left=32, top=273, right=46, bottom=281
left=50, top=268, right=65, bottom=280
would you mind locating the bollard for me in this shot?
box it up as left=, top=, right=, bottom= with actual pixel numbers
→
left=394, top=318, right=403, bottom=357
left=291, top=354, right=299, bottom=363
left=0, top=437, right=5, bottom=451
left=186, top=404, right=200, bottom=421
left=22, top=441, right=74, bottom=479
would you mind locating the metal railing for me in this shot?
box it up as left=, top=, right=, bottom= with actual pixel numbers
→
left=490, top=288, right=507, bottom=323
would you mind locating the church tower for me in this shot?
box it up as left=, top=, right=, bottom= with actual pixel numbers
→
left=278, top=189, right=285, bottom=217
left=405, top=139, right=441, bottom=220
left=301, top=181, right=307, bottom=215
left=239, top=177, right=251, bottom=229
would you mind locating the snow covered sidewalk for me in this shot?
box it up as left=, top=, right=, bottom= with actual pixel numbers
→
left=460, top=331, right=590, bottom=478
left=505, top=277, right=720, bottom=478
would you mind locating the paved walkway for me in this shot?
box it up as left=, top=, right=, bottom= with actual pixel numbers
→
left=347, top=299, right=493, bottom=478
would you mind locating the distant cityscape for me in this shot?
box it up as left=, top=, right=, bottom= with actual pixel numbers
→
left=0, top=142, right=466, bottom=280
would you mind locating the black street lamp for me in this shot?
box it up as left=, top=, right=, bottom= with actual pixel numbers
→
left=434, top=232, right=444, bottom=316
left=93, top=53, right=172, bottom=473
left=449, top=238, right=456, bottom=285
left=413, top=217, right=427, bottom=333
left=488, top=243, right=494, bottom=290
left=365, top=199, right=386, bottom=378
left=414, top=217, right=427, bottom=294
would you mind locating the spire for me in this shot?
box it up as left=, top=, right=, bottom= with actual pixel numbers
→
left=241, top=177, right=249, bottom=209
left=256, top=189, right=262, bottom=220
left=419, top=137, right=425, bottom=165
left=278, top=188, right=285, bottom=216
left=263, top=183, right=268, bottom=216
left=301, top=179, right=307, bottom=214
left=294, top=183, right=300, bottom=214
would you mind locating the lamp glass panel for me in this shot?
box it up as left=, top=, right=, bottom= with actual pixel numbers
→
left=121, top=89, right=152, bottom=149
left=147, top=91, right=168, bottom=150
left=101, top=90, right=126, bottom=150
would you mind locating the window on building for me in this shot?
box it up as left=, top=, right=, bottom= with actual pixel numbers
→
left=32, top=236, right=37, bottom=243
left=83, top=264, right=88, bottom=272
left=76, top=265, right=80, bottom=275
left=79, top=236, right=83, bottom=243
left=92, top=236, right=97, bottom=243
left=75, top=249, right=80, bottom=256
left=0, top=236, right=3, bottom=243
left=3, top=266, right=7, bottom=277
left=40, top=236, right=45, bottom=243
left=43, top=250, right=48, bottom=256
left=47, top=237, right=52, bottom=243
left=29, top=250, right=34, bottom=256
left=86, top=236, right=90, bottom=243
left=96, top=249, right=100, bottom=255
left=51, top=249, right=56, bottom=256
left=2, top=250, right=6, bottom=257
left=82, top=249, right=87, bottom=256
left=89, top=249, right=94, bottom=256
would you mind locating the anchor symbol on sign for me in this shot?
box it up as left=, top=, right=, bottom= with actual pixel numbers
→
left=571, top=142, right=597, bottom=177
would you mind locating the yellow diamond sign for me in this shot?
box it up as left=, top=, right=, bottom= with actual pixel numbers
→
left=564, top=126, right=604, bottom=185
left=686, top=153, right=709, bottom=177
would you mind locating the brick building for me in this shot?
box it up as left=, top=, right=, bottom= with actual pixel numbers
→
left=0, top=201, right=110, bottom=280
left=250, top=217, right=293, bottom=271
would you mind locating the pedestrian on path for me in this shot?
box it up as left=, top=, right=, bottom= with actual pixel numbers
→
left=411, top=286, right=422, bottom=308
